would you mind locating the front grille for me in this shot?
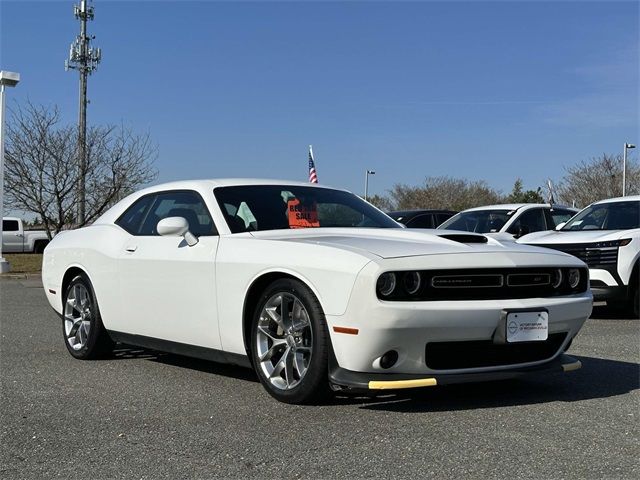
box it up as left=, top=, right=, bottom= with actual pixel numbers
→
left=531, top=243, right=619, bottom=267
left=425, top=333, right=567, bottom=370
left=378, top=267, right=588, bottom=301
left=432, top=274, right=503, bottom=288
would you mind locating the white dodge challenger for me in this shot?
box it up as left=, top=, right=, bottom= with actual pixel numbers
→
left=42, top=179, right=592, bottom=404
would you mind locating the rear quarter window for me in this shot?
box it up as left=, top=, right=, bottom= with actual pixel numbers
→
left=115, top=195, right=154, bottom=235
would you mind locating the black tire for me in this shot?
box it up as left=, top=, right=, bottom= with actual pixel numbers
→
left=33, top=241, right=48, bottom=254
left=630, top=284, right=639, bottom=319
left=62, top=273, right=113, bottom=359
left=250, top=278, right=331, bottom=404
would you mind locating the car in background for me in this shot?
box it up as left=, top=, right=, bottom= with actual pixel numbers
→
left=387, top=209, right=457, bottom=228
left=2, top=217, right=51, bottom=253
left=437, top=204, right=578, bottom=239
left=520, top=196, right=640, bottom=317
left=42, top=179, right=591, bottom=404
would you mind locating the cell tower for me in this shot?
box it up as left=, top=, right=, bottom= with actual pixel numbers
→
left=65, top=0, right=102, bottom=225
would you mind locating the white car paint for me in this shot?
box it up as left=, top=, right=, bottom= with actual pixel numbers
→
left=437, top=203, right=577, bottom=239
left=42, top=179, right=592, bottom=391
left=520, top=196, right=640, bottom=305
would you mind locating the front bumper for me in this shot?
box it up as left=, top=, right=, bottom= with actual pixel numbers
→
left=326, top=292, right=592, bottom=375
left=329, top=354, right=582, bottom=391
left=590, top=285, right=629, bottom=302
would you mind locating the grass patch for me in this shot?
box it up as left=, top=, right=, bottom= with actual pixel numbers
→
left=3, top=254, right=43, bottom=274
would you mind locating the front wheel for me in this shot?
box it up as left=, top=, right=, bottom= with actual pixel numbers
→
left=631, top=284, right=639, bottom=319
left=250, top=278, right=331, bottom=404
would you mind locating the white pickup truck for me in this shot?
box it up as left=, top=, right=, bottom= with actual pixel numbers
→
left=2, top=217, right=51, bottom=254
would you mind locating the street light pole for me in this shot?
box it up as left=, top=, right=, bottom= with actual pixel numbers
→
left=364, top=170, right=375, bottom=201
left=623, top=142, right=636, bottom=197
left=0, top=71, right=20, bottom=274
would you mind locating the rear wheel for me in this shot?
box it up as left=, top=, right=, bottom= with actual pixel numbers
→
left=250, top=278, right=331, bottom=404
left=33, top=241, right=48, bottom=254
left=62, top=273, right=113, bottom=359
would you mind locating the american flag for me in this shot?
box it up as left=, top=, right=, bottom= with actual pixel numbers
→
left=308, top=145, right=318, bottom=183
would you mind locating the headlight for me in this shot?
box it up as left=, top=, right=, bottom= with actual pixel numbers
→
left=568, top=268, right=580, bottom=289
left=592, top=239, right=632, bottom=248
left=402, top=272, right=422, bottom=295
left=551, top=269, right=563, bottom=289
left=376, top=273, right=397, bottom=297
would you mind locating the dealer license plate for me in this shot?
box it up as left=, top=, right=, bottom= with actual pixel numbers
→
left=506, top=311, right=548, bottom=343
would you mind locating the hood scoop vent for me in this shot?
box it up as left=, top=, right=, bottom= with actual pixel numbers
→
left=437, top=233, right=488, bottom=244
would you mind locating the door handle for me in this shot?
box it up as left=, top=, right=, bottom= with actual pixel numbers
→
left=125, top=245, right=138, bottom=253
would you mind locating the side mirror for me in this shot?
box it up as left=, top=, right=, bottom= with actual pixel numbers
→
left=555, top=222, right=566, bottom=231
left=157, top=217, right=199, bottom=246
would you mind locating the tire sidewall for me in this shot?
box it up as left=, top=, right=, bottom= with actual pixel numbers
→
left=250, top=278, right=330, bottom=404
left=62, top=273, right=105, bottom=359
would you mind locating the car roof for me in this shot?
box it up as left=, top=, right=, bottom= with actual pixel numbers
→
left=462, top=203, right=576, bottom=213
left=388, top=209, right=457, bottom=216
left=591, top=195, right=640, bottom=205
left=130, top=178, right=347, bottom=196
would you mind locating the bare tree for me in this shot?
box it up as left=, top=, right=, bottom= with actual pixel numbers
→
left=388, top=176, right=503, bottom=211
left=4, top=102, right=158, bottom=238
left=365, top=194, right=394, bottom=211
left=556, top=154, right=640, bottom=208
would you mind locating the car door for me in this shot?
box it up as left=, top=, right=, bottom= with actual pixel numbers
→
left=2, top=219, right=23, bottom=253
left=506, top=208, right=547, bottom=237
left=116, top=190, right=221, bottom=349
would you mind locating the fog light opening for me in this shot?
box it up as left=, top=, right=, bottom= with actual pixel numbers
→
left=379, top=350, right=399, bottom=369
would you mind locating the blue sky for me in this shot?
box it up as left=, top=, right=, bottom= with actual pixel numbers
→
left=1, top=0, right=638, bottom=200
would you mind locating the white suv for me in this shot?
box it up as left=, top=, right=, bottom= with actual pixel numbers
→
left=520, top=196, right=640, bottom=317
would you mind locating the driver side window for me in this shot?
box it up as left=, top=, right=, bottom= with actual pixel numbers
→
left=507, top=208, right=547, bottom=235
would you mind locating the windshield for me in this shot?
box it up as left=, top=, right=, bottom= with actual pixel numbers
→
left=214, top=185, right=400, bottom=233
left=561, top=200, right=640, bottom=231
left=437, top=209, right=515, bottom=233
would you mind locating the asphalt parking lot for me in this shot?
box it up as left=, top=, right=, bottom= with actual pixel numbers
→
left=1, top=277, right=638, bottom=479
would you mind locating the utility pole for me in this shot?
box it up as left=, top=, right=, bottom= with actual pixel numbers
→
left=65, top=0, right=101, bottom=225
left=0, top=71, right=20, bottom=274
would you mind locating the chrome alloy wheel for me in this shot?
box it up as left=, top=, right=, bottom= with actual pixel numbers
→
left=64, top=283, right=92, bottom=351
left=256, top=292, right=313, bottom=390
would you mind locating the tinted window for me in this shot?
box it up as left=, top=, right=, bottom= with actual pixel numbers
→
left=116, top=195, right=154, bottom=234
left=562, top=201, right=640, bottom=231
left=435, top=213, right=455, bottom=226
left=438, top=209, right=513, bottom=233
left=2, top=220, right=19, bottom=232
left=549, top=208, right=575, bottom=228
left=406, top=214, right=434, bottom=228
left=137, top=191, right=216, bottom=237
left=214, top=185, right=399, bottom=233
left=507, top=208, right=547, bottom=235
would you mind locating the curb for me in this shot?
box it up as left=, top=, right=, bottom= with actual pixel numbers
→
left=0, top=273, right=42, bottom=280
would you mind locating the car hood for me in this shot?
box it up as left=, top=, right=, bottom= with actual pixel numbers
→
left=249, top=228, right=562, bottom=259
left=519, top=229, right=639, bottom=245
